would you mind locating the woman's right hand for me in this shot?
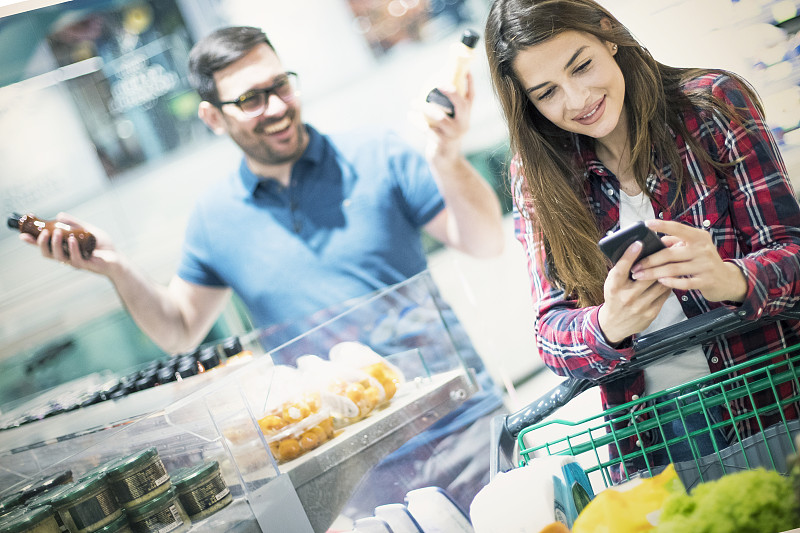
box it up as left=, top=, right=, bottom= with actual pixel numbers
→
left=598, top=240, right=673, bottom=345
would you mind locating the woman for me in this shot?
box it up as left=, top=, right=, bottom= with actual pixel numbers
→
left=485, top=0, right=800, bottom=476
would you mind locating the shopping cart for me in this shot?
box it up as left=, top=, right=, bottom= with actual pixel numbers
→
left=491, top=304, right=800, bottom=493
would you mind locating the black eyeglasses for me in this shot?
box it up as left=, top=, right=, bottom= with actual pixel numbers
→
left=217, top=71, right=298, bottom=118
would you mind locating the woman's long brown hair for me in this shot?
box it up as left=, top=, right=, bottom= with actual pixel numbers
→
left=485, top=0, right=763, bottom=307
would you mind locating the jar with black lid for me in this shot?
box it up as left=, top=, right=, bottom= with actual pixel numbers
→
left=126, top=487, right=189, bottom=533
left=0, top=504, right=61, bottom=533
left=106, top=448, right=170, bottom=510
left=197, top=346, right=221, bottom=371
left=171, top=460, right=232, bottom=522
left=54, top=474, right=121, bottom=533
left=156, top=367, right=176, bottom=385
left=222, top=337, right=243, bottom=358
left=175, top=359, right=198, bottom=379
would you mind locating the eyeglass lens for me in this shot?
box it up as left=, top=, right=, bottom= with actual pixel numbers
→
left=239, top=74, right=296, bottom=116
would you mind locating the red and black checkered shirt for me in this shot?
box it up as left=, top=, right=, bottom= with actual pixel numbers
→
left=513, top=72, right=800, bottom=465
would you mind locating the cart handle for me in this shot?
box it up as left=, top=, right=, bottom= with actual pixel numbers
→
left=490, top=303, right=800, bottom=477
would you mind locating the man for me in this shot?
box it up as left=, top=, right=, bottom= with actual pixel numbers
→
left=23, top=26, right=505, bottom=518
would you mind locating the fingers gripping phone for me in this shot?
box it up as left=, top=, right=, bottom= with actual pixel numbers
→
left=598, top=221, right=666, bottom=265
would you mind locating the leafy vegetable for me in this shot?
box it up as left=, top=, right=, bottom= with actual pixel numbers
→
left=655, top=468, right=799, bottom=533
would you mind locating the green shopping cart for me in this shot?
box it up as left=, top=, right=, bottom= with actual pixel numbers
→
left=491, top=304, right=800, bottom=492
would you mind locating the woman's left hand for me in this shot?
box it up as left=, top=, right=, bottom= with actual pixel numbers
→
left=631, top=219, right=748, bottom=303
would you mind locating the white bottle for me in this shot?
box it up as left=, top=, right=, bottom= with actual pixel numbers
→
left=425, top=29, right=480, bottom=118
left=451, top=29, right=480, bottom=97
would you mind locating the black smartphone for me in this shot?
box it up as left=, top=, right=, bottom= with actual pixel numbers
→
left=425, top=88, right=455, bottom=118
left=598, top=221, right=666, bottom=265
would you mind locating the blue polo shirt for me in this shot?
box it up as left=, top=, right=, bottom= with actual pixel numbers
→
left=178, top=125, right=445, bottom=328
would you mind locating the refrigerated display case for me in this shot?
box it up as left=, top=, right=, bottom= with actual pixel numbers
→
left=0, top=271, right=478, bottom=532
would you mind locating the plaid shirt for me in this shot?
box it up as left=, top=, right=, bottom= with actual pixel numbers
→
left=513, top=73, right=800, bottom=463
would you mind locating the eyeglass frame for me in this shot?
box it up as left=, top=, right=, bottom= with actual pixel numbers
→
left=215, top=71, right=298, bottom=117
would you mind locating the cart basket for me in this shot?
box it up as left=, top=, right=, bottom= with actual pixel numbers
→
left=491, top=303, right=800, bottom=487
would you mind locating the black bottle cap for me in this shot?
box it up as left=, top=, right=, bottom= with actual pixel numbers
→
left=7, top=213, right=21, bottom=230
left=157, top=366, right=176, bottom=384
left=222, top=337, right=243, bottom=357
left=176, top=360, right=198, bottom=378
left=461, top=29, right=479, bottom=48
left=162, top=357, right=179, bottom=372
left=198, top=345, right=221, bottom=370
left=135, top=376, right=156, bottom=391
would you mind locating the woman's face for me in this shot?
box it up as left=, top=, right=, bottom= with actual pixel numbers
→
left=512, top=30, right=625, bottom=142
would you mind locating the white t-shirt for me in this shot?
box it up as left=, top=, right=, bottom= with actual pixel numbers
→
left=619, top=190, right=709, bottom=393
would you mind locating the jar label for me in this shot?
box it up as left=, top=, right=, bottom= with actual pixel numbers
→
left=180, top=475, right=229, bottom=515
left=138, top=503, right=186, bottom=533
left=68, top=489, right=118, bottom=530
left=111, top=459, right=169, bottom=502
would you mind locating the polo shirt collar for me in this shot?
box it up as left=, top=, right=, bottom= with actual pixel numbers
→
left=238, top=124, right=325, bottom=195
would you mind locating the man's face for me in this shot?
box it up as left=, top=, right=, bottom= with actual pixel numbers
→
left=212, top=43, right=308, bottom=167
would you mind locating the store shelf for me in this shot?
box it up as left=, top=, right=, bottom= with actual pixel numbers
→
left=0, top=271, right=477, bottom=532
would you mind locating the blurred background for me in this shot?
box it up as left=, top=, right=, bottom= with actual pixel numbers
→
left=1, top=0, right=800, bottom=411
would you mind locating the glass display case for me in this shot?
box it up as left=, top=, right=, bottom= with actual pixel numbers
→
left=0, top=271, right=478, bottom=532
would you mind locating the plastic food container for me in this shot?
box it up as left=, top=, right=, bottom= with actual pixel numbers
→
left=54, top=474, right=122, bottom=533
left=0, top=504, right=61, bottom=533
left=106, top=448, right=171, bottom=509
left=256, top=365, right=336, bottom=463
left=171, top=460, right=232, bottom=521
left=329, top=341, right=405, bottom=403
left=126, top=487, right=190, bottom=533
left=297, top=354, right=387, bottom=425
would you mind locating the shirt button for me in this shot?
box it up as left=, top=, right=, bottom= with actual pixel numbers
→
left=681, top=295, right=689, bottom=302
left=658, top=212, right=664, bottom=219
left=738, top=310, right=747, bottom=317
left=702, top=219, right=711, bottom=228
left=631, top=395, right=640, bottom=401
left=635, top=440, right=642, bottom=447
left=711, top=356, right=719, bottom=364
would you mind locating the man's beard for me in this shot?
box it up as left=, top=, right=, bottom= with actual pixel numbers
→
left=233, top=119, right=307, bottom=167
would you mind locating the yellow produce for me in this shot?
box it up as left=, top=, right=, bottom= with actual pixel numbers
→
left=572, top=465, right=684, bottom=533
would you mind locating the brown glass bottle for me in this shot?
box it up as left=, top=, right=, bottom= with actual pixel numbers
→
left=7, top=212, right=97, bottom=259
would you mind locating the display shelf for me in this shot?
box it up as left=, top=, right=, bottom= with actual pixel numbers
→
left=0, top=271, right=476, bottom=532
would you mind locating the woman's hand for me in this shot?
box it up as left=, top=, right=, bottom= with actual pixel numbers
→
left=598, top=240, right=673, bottom=345
left=632, top=219, right=748, bottom=303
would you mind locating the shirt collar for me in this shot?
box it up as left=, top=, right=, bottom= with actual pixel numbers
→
left=238, top=124, right=325, bottom=195
left=574, top=135, right=661, bottom=195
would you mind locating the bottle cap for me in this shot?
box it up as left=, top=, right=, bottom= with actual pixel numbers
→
left=222, top=337, right=243, bottom=357
left=7, top=213, right=22, bottom=229
left=461, top=29, right=479, bottom=48
left=198, top=346, right=221, bottom=370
